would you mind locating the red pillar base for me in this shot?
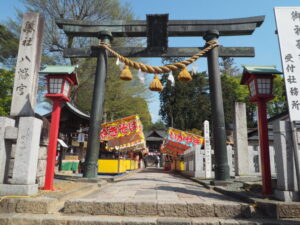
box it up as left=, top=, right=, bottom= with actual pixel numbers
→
left=44, top=100, right=63, bottom=191
left=257, top=101, right=272, bottom=196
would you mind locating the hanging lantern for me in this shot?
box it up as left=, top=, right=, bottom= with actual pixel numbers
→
left=178, top=67, right=192, bottom=82
left=149, top=75, right=163, bottom=92
left=120, top=65, right=133, bottom=81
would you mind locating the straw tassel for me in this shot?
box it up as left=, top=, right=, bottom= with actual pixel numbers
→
left=120, top=65, right=133, bottom=81
left=178, top=67, right=192, bottom=82
left=149, top=75, right=163, bottom=92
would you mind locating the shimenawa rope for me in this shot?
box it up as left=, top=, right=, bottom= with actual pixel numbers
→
left=98, top=40, right=219, bottom=74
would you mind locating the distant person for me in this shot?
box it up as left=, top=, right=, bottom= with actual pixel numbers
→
left=143, top=154, right=148, bottom=168
left=154, top=156, right=158, bottom=168
left=156, top=155, right=160, bottom=168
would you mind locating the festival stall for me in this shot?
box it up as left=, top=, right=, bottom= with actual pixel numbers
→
left=160, top=127, right=204, bottom=171
left=98, top=115, right=146, bottom=174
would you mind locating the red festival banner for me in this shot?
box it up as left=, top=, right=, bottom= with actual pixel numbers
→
left=100, top=115, right=145, bottom=151
left=160, top=127, right=204, bottom=156
left=167, top=127, right=204, bottom=147
left=100, top=115, right=142, bottom=141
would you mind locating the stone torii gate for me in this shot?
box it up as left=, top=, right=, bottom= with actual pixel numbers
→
left=56, top=14, right=264, bottom=181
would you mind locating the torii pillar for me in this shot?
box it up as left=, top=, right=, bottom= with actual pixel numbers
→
left=204, top=30, right=229, bottom=181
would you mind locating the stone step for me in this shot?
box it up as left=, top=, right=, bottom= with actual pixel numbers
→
left=0, top=182, right=103, bottom=214
left=1, top=213, right=300, bottom=225
left=63, top=199, right=265, bottom=219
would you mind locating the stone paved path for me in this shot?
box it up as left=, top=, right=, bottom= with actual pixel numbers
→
left=3, top=168, right=300, bottom=224
left=84, top=168, right=241, bottom=204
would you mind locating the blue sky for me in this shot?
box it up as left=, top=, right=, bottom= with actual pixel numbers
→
left=124, top=0, right=300, bottom=122
left=0, top=0, right=25, bottom=22
left=1, top=0, right=300, bottom=122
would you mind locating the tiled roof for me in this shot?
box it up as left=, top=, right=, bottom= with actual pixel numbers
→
left=242, top=65, right=282, bottom=74
left=40, top=65, right=78, bottom=74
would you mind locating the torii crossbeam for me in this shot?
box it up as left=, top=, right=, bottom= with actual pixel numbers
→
left=56, top=14, right=264, bottom=181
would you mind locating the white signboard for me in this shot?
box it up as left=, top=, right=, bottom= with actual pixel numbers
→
left=204, top=120, right=212, bottom=178
left=10, top=13, right=44, bottom=116
left=275, top=7, right=300, bottom=122
left=77, top=133, right=85, bottom=143
left=58, top=139, right=68, bottom=148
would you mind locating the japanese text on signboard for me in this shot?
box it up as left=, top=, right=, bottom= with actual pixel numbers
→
left=100, top=120, right=138, bottom=140
left=275, top=7, right=300, bottom=121
left=100, top=115, right=142, bottom=141
left=15, top=20, right=35, bottom=96
left=168, top=128, right=203, bottom=147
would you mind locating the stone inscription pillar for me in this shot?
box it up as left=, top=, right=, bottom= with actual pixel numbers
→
left=204, top=120, right=212, bottom=178
left=0, top=13, right=44, bottom=196
left=273, top=120, right=299, bottom=201
left=10, top=13, right=44, bottom=116
left=233, top=102, right=250, bottom=176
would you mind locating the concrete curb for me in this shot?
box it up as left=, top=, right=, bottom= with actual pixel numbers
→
left=56, top=183, right=101, bottom=202
left=176, top=172, right=212, bottom=190
left=112, top=169, right=144, bottom=182
left=213, top=186, right=256, bottom=204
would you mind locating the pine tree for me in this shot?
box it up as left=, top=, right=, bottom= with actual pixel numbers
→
left=0, top=69, right=14, bottom=115
left=159, top=70, right=210, bottom=132
left=0, top=24, right=18, bottom=66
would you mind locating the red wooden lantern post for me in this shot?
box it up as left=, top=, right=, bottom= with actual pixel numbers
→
left=41, top=65, right=78, bottom=190
left=241, top=65, right=282, bottom=195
